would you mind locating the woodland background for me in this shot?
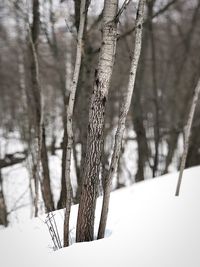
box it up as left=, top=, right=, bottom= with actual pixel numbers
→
left=0, top=0, right=200, bottom=244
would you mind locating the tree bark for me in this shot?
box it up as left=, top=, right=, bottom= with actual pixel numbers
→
left=98, top=0, right=145, bottom=239
left=76, top=0, right=118, bottom=243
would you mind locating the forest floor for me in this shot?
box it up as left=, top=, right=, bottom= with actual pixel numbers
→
left=0, top=166, right=200, bottom=267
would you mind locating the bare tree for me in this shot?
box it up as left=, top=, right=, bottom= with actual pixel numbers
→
left=132, top=8, right=150, bottom=183
left=147, top=0, right=160, bottom=178
left=28, top=0, right=54, bottom=214
left=98, top=0, right=145, bottom=239
left=63, top=0, right=87, bottom=247
left=76, top=0, right=119, bottom=242
left=175, top=78, right=200, bottom=196
left=163, top=0, right=200, bottom=174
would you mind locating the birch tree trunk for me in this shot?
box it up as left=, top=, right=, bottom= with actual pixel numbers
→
left=76, top=0, right=118, bottom=243
left=63, top=0, right=87, bottom=247
left=98, top=0, right=145, bottom=239
left=175, top=78, right=200, bottom=196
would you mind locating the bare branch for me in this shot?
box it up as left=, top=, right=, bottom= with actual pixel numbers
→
left=115, top=0, right=131, bottom=22
left=118, top=0, right=178, bottom=40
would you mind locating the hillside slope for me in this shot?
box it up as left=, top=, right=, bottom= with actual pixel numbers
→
left=0, top=166, right=200, bottom=267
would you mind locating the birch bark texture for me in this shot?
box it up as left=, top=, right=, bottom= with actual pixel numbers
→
left=98, top=0, right=145, bottom=239
left=63, top=0, right=87, bottom=247
left=76, top=0, right=118, bottom=243
left=175, top=78, right=200, bottom=196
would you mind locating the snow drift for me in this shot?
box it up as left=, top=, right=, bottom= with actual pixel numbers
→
left=0, top=166, right=200, bottom=267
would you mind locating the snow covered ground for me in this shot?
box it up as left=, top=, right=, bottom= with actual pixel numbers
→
left=0, top=166, right=200, bottom=267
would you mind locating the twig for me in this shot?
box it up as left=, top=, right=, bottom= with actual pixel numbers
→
left=64, top=19, right=77, bottom=42
left=118, top=0, right=178, bottom=40
left=7, top=187, right=29, bottom=214
left=45, top=212, right=62, bottom=250
left=115, top=0, right=131, bottom=22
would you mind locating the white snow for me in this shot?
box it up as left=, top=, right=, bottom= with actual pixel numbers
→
left=1, top=166, right=200, bottom=267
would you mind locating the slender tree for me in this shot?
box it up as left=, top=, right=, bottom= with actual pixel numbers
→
left=42, top=0, right=70, bottom=210
left=175, top=78, right=200, bottom=196
left=147, top=0, right=160, bottom=178
left=163, top=1, right=200, bottom=174
left=98, top=0, right=145, bottom=239
left=28, top=0, right=54, bottom=214
left=63, top=0, right=87, bottom=247
left=132, top=13, right=150, bottom=183
left=28, top=0, right=42, bottom=216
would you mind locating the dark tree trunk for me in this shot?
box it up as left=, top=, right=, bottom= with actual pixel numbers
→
left=29, top=0, right=54, bottom=214
left=132, top=19, right=150, bottom=183
left=186, top=121, right=200, bottom=168
left=41, top=124, right=55, bottom=211
left=74, top=44, right=93, bottom=203
left=57, top=123, right=67, bottom=209
left=0, top=169, right=8, bottom=227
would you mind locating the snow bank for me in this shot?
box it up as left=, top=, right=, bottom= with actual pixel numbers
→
left=1, top=166, right=200, bottom=267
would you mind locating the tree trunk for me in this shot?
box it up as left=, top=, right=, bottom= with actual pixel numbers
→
left=98, top=0, right=145, bottom=239
left=57, top=123, right=67, bottom=209
left=0, top=169, right=8, bottom=227
left=76, top=0, right=118, bottom=243
left=63, top=0, right=87, bottom=247
left=29, top=0, right=54, bottom=215
left=134, top=115, right=149, bottom=182
left=147, top=1, right=160, bottom=178
left=74, top=44, right=93, bottom=203
left=28, top=0, right=42, bottom=216
left=132, top=23, right=150, bottom=183
left=186, top=121, right=200, bottom=168
left=73, top=0, right=92, bottom=204
left=41, top=124, right=55, bottom=211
